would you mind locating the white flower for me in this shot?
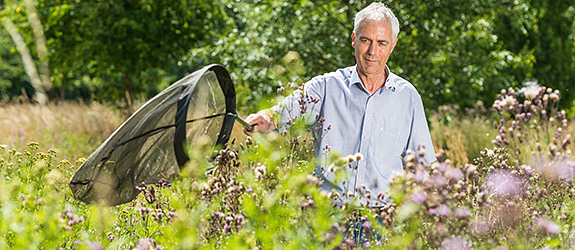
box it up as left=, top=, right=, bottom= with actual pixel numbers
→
left=520, top=80, right=540, bottom=99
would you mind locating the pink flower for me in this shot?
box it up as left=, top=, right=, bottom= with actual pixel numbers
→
left=362, top=221, right=371, bottom=229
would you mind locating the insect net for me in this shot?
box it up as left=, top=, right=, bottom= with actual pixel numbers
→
left=69, top=64, right=236, bottom=206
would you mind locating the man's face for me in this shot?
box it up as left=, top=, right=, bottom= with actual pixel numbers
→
left=352, top=19, right=398, bottom=78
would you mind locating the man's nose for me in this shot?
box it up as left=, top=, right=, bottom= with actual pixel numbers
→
left=367, top=42, right=377, bottom=55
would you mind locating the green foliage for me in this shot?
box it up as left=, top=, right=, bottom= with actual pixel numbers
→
left=34, top=0, right=230, bottom=102
left=0, top=27, right=30, bottom=101
left=2, top=0, right=574, bottom=111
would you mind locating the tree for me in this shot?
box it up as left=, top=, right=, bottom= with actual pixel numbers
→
left=2, top=0, right=53, bottom=104
left=38, top=0, right=230, bottom=108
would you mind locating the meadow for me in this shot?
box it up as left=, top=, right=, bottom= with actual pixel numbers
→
left=0, top=84, right=574, bottom=249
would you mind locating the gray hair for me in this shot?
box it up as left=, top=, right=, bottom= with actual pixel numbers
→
left=353, top=2, right=400, bottom=40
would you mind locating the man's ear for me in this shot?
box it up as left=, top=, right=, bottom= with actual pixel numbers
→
left=351, top=32, right=356, bottom=48
left=390, top=38, right=398, bottom=54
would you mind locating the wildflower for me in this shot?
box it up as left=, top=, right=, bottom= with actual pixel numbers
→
left=363, top=242, right=371, bottom=248
left=432, top=174, right=447, bottom=188
left=413, top=170, right=426, bottom=183
left=485, top=170, right=522, bottom=197
left=254, top=163, right=266, bottom=179
left=536, top=217, right=561, bottom=234
left=550, top=92, right=559, bottom=102
left=305, top=175, right=321, bottom=186
left=344, top=238, right=355, bottom=247
left=346, top=155, right=356, bottom=162
left=437, top=205, right=451, bottom=217
left=90, top=242, right=104, bottom=250
left=362, top=221, right=371, bottom=229
left=409, top=192, right=427, bottom=204
left=454, top=207, right=471, bottom=219
left=135, top=238, right=157, bottom=250
left=327, top=164, right=337, bottom=173
left=354, top=153, right=364, bottom=161
left=418, top=146, right=426, bottom=157
left=502, top=95, right=517, bottom=108
left=521, top=81, right=540, bottom=99
left=404, top=153, right=417, bottom=163
left=444, top=167, right=463, bottom=182
left=167, top=211, right=175, bottom=221
left=542, top=158, right=575, bottom=181
left=441, top=235, right=468, bottom=250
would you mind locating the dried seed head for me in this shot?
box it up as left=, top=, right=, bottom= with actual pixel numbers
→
left=354, top=153, right=364, bottom=161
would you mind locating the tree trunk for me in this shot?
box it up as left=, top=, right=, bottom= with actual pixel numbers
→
left=2, top=18, right=48, bottom=105
left=124, top=73, right=134, bottom=114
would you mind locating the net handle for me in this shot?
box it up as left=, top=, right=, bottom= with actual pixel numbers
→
left=230, top=113, right=253, bottom=132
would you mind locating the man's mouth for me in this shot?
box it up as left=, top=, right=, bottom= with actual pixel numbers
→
left=364, top=58, right=378, bottom=63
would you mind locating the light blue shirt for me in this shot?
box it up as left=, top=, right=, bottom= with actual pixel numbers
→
left=272, top=65, right=436, bottom=207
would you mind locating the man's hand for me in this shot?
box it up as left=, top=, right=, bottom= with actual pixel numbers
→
left=243, top=110, right=276, bottom=136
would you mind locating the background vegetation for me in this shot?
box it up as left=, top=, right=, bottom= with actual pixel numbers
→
left=1, top=0, right=575, bottom=249
left=1, top=0, right=574, bottom=113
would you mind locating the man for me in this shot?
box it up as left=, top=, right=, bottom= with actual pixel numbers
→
left=244, top=2, right=436, bottom=207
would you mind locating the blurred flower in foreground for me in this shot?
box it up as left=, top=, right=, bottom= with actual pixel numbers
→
left=485, top=170, right=522, bottom=197
left=441, top=235, right=469, bottom=250
left=536, top=217, right=561, bottom=235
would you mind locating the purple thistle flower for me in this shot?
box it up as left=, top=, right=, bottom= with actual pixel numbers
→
left=536, top=217, right=561, bottom=234
left=441, top=235, right=468, bottom=250
left=485, top=170, right=522, bottom=197
left=363, top=242, right=371, bottom=248
left=438, top=205, right=451, bottom=217
left=432, top=174, right=447, bottom=188
left=345, top=238, right=355, bottom=246
left=362, top=221, right=372, bottom=229
left=414, top=170, right=426, bottom=183
left=409, top=192, right=427, bottom=204
left=429, top=208, right=437, bottom=216
left=454, top=207, right=471, bottom=219
left=445, top=167, right=464, bottom=182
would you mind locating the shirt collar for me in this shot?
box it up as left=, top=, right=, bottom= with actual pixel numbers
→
left=350, top=65, right=398, bottom=94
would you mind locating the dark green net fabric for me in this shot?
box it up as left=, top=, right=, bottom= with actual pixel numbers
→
left=70, top=64, right=236, bottom=206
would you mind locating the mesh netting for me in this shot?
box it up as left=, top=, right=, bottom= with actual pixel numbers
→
left=70, top=64, right=236, bottom=205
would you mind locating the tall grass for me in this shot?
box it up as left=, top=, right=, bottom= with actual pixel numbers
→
left=428, top=102, right=498, bottom=167
left=0, top=102, right=124, bottom=159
